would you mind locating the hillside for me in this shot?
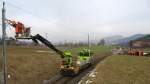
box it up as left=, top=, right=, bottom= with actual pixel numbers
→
left=104, top=35, right=124, bottom=45
left=118, top=34, right=145, bottom=43
left=80, top=55, right=150, bottom=84
left=103, top=34, right=145, bottom=45
left=0, top=46, right=61, bottom=84
left=135, top=34, right=150, bottom=41
left=0, top=45, right=112, bottom=84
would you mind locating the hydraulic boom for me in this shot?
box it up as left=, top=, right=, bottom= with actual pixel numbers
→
left=31, top=34, right=65, bottom=58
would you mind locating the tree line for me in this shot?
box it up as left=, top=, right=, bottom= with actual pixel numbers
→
left=0, top=37, right=106, bottom=47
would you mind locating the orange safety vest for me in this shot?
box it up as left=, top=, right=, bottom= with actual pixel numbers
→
left=15, top=22, right=24, bottom=33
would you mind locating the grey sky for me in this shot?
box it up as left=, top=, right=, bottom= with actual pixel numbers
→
left=0, top=0, right=150, bottom=42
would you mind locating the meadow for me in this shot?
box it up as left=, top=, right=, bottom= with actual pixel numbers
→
left=0, top=45, right=112, bottom=84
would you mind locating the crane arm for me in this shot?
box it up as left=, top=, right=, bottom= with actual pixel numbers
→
left=31, top=34, right=65, bottom=58
left=6, top=20, right=17, bottom=27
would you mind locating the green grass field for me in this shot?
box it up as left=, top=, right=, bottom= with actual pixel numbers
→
left=0, top=45, right=112, bottom=84
left=0, top=46, right=61, bottom=84
left=84, top=55, right=150, bottom=84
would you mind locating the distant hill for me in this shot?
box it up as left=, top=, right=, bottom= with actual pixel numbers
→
left=118, top=34, right=145, bottom=44
left=103, top=35, right=124, bottom=45
left=103, top=34, right=145, bottom=45
left=134, top=34, right=150, bottom=41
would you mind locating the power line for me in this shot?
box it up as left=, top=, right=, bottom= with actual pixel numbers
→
left=4, top=1, right=72, bottom=29
left=0, top=1, right=76, bottom=34
left=5, top=1, right=53, bottom=24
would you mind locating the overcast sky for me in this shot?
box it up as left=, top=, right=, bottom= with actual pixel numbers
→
left=0, top=0, right=150, bottom=42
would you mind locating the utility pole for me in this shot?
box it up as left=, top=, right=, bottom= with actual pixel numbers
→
left=88, top=33, right=90, bottom=48
left=2, top=2, right=7, bottom=84
left=88, top=33, right=91, bottom=56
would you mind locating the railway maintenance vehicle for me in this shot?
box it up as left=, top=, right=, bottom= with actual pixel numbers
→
left=7, top=19, right=94, bottom=76
left=31, top=34, right=94, bottom=75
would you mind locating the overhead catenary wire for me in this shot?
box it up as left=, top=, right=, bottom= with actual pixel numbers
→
left=0, top=0, right=53, bottom=24
left=0, top=2, right=56, bottom=30
left=5, top=1, right=52, bottom=24
left=0, top=1, right=55, bottom=34
left=0, top=0, right=85, bottom=43
left=3, top=1, right=76, bottom=33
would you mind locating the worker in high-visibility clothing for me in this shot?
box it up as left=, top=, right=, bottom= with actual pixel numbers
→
left=15, top=22, right=25, bottom=37
left=64, top=52, right=73, bottom=67
left=7, top=20, right=25, bottom=37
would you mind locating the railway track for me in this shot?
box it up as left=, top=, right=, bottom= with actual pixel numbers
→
left=43, top=55, right=108, bottom=84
